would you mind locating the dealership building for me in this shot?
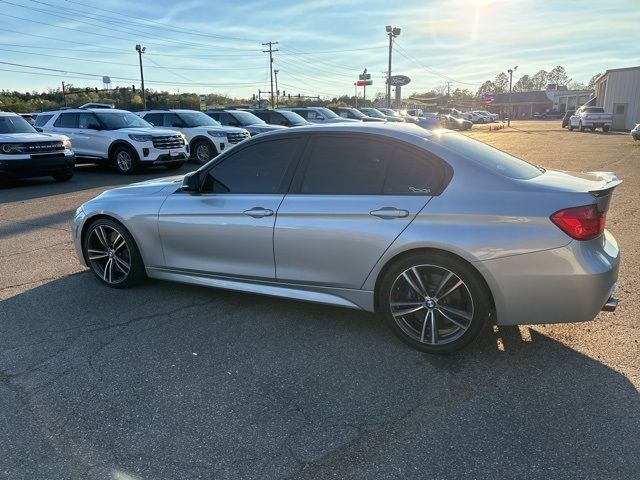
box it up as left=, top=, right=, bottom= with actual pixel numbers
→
left=489, top=85, right=592, bottom=118
left=593, top=66, right=640, bottom=130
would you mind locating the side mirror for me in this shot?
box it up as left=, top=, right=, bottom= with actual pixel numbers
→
left=181, top=171, right=201, bottom=193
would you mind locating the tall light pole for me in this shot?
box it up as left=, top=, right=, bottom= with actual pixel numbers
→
left=507, top=65, right=517, bottom=126
left=135, top=44, right=146, bottom=110
left=385, top=25, right=401, bottom=108
left=274, top=69, right=279, bottom=107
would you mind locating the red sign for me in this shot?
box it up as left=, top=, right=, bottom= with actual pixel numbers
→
left=356, top=81, right=365, bottom=86
left=481, top=93, right=494, bottom=104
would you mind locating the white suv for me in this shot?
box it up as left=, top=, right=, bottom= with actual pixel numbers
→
left=0, top=111, right=74, bottom=182
left=137, top=109, right=250, bottom=164
left=39, top=108, right=188, bottom=174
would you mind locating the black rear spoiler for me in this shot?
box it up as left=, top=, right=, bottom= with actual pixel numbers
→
left=586, top=171, right=622, bottom=212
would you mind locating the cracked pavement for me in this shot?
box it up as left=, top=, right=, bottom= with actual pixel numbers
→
left=0, top=122, right=639, bottom=479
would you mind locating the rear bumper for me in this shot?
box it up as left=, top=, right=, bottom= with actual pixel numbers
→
left=477, top=230, right=620, bottom=325
left=0, top=153, right=75, bottom=178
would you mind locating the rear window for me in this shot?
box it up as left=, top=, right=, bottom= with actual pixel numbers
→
left=439, top=133, right=543, bottom=180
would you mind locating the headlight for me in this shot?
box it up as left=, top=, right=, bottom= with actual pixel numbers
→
left=62, top=139, right=72, bottom=150
left=128, top=134, right=153, bottom=142
left=207, top=131, right=226, bottom=137
left=0, top=143, right=24, bottom=153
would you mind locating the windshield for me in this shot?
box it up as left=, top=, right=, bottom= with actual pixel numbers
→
left=277, top=110, right=307, bottom=124
left=440, top=133, right=543, bottom=179
left=584, top=107, right=605, bottom=113
left=178, top=111, right=221, bottom=127
left=316, top=107, right=339, bottom=119
left=344, top=108, right=366, bottom=119
left=379, top=108, right=400, bottom=117
left=95, top=111, right=151, bottom=130
left=360, top=108, right=386, bottom=119
left=231, top=111, right=265, bottom=125
left=0, top=115, right=37, bottom=134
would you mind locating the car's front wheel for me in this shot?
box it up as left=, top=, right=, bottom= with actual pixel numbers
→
left=83, top=218, right=146, bottom=288
left=379, top=252, right=490, bottom=353
left=111, top=145, right=138, bottom=175
left=192, top=139, right=216, bottom=164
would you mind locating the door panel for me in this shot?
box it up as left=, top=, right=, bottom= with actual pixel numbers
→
left=613, top=103, right=627, bottom=130
left=274, top=195, right=429, bottom=288
left=158, top=193, right=284, bottom=279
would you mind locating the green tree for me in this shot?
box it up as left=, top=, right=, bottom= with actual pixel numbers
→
left=476, top=80, right=495, bottom=96
left=547, top=65, right=571, bottom=86
left=493, top=72, right=509, bottom=93
left=531, top=70, right=548, bottom=90
left=513, top=74, right=534, bottom=92
left=587, top=73, right=601, bottom=89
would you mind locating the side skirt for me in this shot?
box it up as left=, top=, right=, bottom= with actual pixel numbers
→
left=146, top=266, right=375, bottom=312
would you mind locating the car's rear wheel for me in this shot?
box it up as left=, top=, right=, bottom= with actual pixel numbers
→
left=193, top=139, right=216, bottom=164
left=379, top=253, right=490, bottom=353
left=579, top=121, right=585, bottom=132
left=83, top=218, right=146, bottom=288
left=111, top=145, right=138, bottom=175
left=52, top=172, right=73, bottom=182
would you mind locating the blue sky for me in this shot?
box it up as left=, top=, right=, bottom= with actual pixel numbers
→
left=0, top=0, right=637, bottom=98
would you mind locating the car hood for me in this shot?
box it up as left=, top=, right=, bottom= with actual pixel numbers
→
left=191, top=125, right=248, bottom=134
left=323, top=118, right=361, bottom=123
left=0, top=132, right=68, bottom=142
left=116, top=127, right=179, bottom=136
left=93, top=175, right=184, bottom=199
left=245, top=123, right=288, bottom=130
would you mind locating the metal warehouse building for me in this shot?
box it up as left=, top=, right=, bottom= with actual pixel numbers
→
left=594, top=66, right=640, bottom=130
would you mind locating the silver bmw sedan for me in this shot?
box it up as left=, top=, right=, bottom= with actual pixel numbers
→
left=72, top=123, right=620, bottom=353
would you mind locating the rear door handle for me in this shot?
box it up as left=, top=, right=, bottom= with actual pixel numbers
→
left=370, top=207, right=410, bottom=219
left=243, top=207, right=274, bottom=218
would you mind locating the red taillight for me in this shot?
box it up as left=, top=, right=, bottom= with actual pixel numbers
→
left=550, top=205, right=606, bottom=240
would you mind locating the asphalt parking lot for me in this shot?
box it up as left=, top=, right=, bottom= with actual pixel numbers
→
left=1, top=120, right=638, bottom=480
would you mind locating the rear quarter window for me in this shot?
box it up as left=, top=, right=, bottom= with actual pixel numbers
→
left=34, top=114, right=53, bottom=127
left=440, top=133, right=542, bottom=180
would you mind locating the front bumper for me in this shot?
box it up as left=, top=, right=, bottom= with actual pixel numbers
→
left=136, top=143, right=189, bottom=164
left=477, top=230, right=620, bottom=325
left=0, top=152, right=75, bottom=178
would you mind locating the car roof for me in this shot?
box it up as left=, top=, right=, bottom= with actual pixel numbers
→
left=0, top=111, right=19, bottom=117
left=46, top=108, right=133, bottom=114
left=255, top=121, right=433, bottom=140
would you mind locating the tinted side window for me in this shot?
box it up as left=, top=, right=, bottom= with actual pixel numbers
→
left=144, top=113, right=162, bottom=126
left=206, top=112, right=221, bottom=122
left=292, top=110, right=308, bottom=119
left=34, top=114, right=53, bottom=127
left=384, top=146, right=440, bottom=195
left=164, top=113, right=183, bottom=127
left=219, top=112, right=234, bottom=125
left=54, top=113, right=77, bottom=128
left=204, top=138, right=301, bottom=194
left=300, top=136, right=388, bottom=195
left=77, top=113, right=99, bottom=129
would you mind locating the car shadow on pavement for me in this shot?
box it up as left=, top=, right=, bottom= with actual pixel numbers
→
left=1, top=273, right=638, bottom=480
left=0, top=162, right=197, bottom=205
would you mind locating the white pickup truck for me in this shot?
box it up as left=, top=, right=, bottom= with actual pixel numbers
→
left=568, top=106, right=613, bottom=132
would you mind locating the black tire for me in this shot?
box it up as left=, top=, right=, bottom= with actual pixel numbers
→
left=52, top=172, right=73, bottom=182
left=165, top=162, right=184, bottom=170
left=83, top=218, right=146, bottom=288
left=111, top=144, right=138, bottom=175
left=192, top=139, right=217, bottom=165
left=568, top=124, right=574, bottom=131
left=379, top=252, right=490, bottom=354
left=602, top=126, right=610, bottom=133
left=579, top=122, right=585, bottom=132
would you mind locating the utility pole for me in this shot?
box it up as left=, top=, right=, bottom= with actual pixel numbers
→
left=507, top=65, right=518, bottom=126
left=61, top=81, right=67, bottom=107
left=446, top=81, right=451, bottom=98
left=274, top=69, right=279, bottom=107
left=362, top=68, right=368, bottom=103
left=135, top=44, right=146, bottom=110
left=354, top=83, right=358, bottom=108
left=385, top=26, right=401, bottom=108
left=262, top=41, right=279, bottom=108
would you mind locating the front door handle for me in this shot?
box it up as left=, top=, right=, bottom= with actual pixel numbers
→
left=370, top=207, right=410, bottom=219
left=243, top=207, right=274, bottom=218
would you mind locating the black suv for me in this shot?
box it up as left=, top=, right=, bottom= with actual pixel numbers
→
left=248, top=109, right=310, bottom=127
left=204, top=109, right=287, bottom=136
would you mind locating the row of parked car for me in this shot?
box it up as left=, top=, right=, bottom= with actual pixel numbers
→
left=1, top=103, right=483, bottom=182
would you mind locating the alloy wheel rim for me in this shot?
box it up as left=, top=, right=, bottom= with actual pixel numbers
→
left=196, top=144, right=210, bottom=163
left=87, top=225, right=131, bottom=284
left=389, top=264, right=474, bottom=346
left=116, top=151, right=132, bottom=171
